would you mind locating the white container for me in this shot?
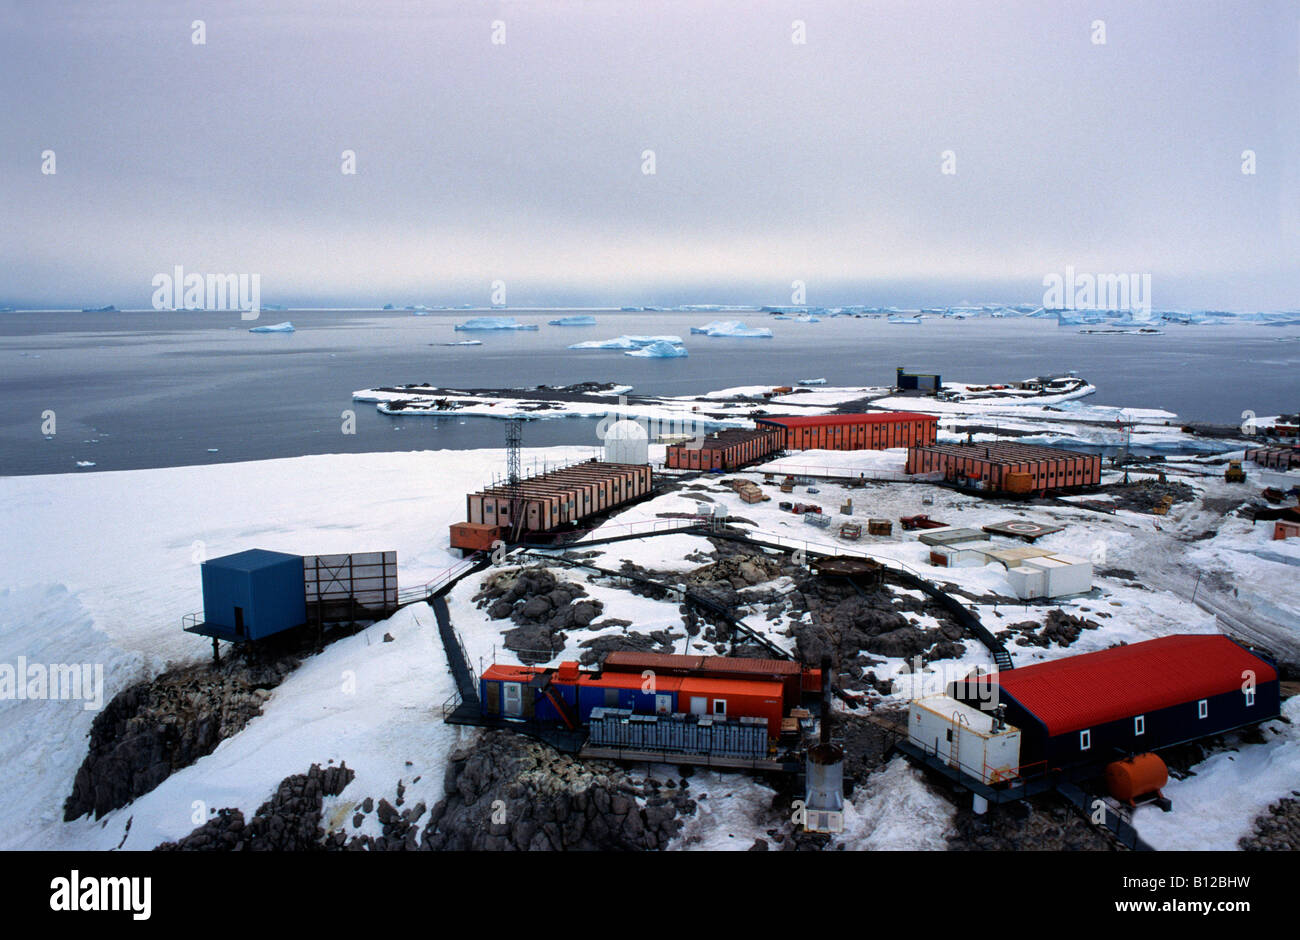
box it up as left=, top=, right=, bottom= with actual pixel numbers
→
left=1006, top=553, right=1092, bottom=599
left=907, top=695, right=1022, bottom=784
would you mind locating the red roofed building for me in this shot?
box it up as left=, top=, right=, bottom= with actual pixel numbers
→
left=756, top=412, right=938, bottom=451
left=950, top=635, right=1281, bottom=767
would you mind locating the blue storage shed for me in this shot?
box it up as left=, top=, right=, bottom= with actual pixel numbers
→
left=199, top=549, right=307, bottom=641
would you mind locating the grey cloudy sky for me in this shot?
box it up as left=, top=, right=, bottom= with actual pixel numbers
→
left=2, top=0, right=1297, bottom=309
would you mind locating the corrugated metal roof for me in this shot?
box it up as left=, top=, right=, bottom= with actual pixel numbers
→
left=993, top=635, right=1276, bottom=735
left=758, top=411, right=937, bottom=429
left=700, top=655, right=801, bottom=676
left=602, top=652, right=706, bottom=672
left=602, top=652, right=802, bottom=676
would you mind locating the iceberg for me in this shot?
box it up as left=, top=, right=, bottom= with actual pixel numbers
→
left=443, top=340, right=483, bottom=346
left=796, top=378, right=827, bottom=386
left=690, top=320, right=773, bottom=338
left=568, top=335, right=684, bottom=350
left=548, top=315, right=597, bottom=326
left=454, top=316, right=539, bottom=331
left=886, top=315, right=921, bottom=324
left=624, top=340, right=688, bottom=358
left=249, top=321, right=295, bottom=333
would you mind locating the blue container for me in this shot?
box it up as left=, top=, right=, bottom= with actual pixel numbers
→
left=201, top=549, right=306, bottom=641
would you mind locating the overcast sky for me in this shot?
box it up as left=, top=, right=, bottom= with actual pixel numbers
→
left=2, top=0, right=1297, bottom=309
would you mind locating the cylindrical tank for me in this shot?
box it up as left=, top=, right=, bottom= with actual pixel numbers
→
left=1105, top=753, right=1168, bottom=807
left=602, top=419, right=649, bottom=465
left=805, top=742, right=845, bottom=815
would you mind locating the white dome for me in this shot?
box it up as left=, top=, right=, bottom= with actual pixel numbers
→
left=603, top=419, right=649, bottom=464
left=604, top=419, right=648, bottom=440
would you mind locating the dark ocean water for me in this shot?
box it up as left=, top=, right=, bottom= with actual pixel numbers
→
left=1, top=309, right=1296, bottom=476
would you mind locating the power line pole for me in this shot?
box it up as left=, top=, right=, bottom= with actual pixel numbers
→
left=506, top=416, right=524, bottom=542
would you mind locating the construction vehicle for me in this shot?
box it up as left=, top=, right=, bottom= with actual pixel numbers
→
left=1224, top=460, right=1247, bottom=483
left=1151, top=494, right=1174, bottom=516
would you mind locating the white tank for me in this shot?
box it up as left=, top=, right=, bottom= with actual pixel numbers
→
left=602, top=419, right=649, bottom=465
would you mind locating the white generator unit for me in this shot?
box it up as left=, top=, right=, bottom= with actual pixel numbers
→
left=907, top=694, right=1022, bottom=785
left=1005, top=553, right=1092, bottom=599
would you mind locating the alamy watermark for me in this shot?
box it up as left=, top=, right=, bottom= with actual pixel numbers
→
left=151, top=266, right=261, bottom=320
left=1, top=658, right=104, bottom=710
left=1042, top=265, right=1152, bottom=320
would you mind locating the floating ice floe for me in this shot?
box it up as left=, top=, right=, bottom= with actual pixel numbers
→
left=443, top=340, right=483, bottom=346
left=886, top=315, right=921, bottom=324
left=568, top=335, right=684, bottom=350
left=797, top=378, right=827, bottom=385
left=454, top=317, right=538, bottom=331
left=547, top=315, right=597, bottom=326
left=75, top=461, right=95, bottom=468
left=624, top=340, right=688, bottom=358
left=690, top=320, right=773, bottom=338
left=249, top=321, right=295, bottom=333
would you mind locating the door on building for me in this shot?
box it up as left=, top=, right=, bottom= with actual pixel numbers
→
left=233, top=606, right=245, bottom=638
left=503, top=682, right=523, bottom=717
left=689, top=696, right=707, bottom=715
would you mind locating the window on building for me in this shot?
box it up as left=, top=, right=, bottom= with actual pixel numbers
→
left=1198, top=699, right=1208, bottom=719
left=1080, top=729, right=1091, bottom=750
left=712, top=699, right=726, bottom=716
left=1245, top=689, right=1256, bottom=707
left=1134, top=715, right=1145, bottom=736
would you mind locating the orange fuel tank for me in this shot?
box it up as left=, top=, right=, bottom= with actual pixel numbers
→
left=1105, top=753, right=1168, bottom=807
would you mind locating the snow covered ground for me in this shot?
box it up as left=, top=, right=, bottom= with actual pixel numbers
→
left=1, top=439, right=1296, bottom=851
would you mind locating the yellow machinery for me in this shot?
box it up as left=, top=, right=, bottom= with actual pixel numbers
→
left=1224, top=460, right=1247, bottom=483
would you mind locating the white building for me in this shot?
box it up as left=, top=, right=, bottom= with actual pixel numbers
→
left=1004, top=553, right=1093, bottom=600
left=602, top=419, right=649, bottom=465
left=907, top=694, right=1022, bottom=785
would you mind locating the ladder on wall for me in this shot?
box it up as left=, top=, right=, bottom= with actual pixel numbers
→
left=949, top=710, right=969, bottom=771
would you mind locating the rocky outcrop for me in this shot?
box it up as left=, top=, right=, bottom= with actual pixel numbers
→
left=947, top=798, right=1115, bottom=851
left=474, top=567, right=604, bottom=663
left=1005, top=608, right=1101, bottom=648
left=1240, top=794, right=1300, bottom=851
left=788, top=578, right=966, bottom=689
left=156, top=762, right=355, bottom=851
left=577, top=630, right=681, bottom=666
left=65, top=656, right=298, bottom=821
left=420, top=731, right=696, bottom=850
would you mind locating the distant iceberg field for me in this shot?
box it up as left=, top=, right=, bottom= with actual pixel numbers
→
left=691, top=320, right=773, bottom=338
left=454, top=316, right=539, bottom=331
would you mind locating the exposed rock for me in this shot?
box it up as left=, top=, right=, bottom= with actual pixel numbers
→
left=64, top=653, right=303, bottom=821
left=947, top=797, right=1115, bottom=851
left=1240, top=795, right=1300, bottom=851
left=419, top=730, right=696, bottom=850
left=156, top=763, right=354, bottom=851
left=474, top=567, right=605, bottom=664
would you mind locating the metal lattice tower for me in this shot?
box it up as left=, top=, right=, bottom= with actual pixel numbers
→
left=506, top=417, right=523, bottom=541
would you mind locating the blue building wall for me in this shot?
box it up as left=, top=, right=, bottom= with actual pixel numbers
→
left=201, top=549, right=306, bottom=640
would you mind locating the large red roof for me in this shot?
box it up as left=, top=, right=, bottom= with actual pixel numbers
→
left=758, top=411, right=937, bottom=429
left=991, top=635, right=1275, bottom=735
